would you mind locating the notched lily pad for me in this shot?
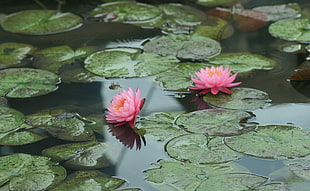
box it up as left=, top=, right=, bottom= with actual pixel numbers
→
left=42, top=141, right=111, bottom=170
left=0, top=42, right=36, bottom=69
left=143, top=34, right=221, bottom=61
left=1, top=10, right=83, bottom=35
left=269, top=18, right=310, bottom=43
left=176, top=109, right=256, bottom=136
left=225, top=125, right=310, bottom=159
left=84, top=48, right=179, bottom=78
left=26, top=109, right=95, bottom=141
left=165, top=134, right=242, bottom=164
left=50, top=170, right=125, bottom=191
left=0, top=153, right=66, bottom=191
left=0, top=68, right=60, bottom=98
left=203, top=87, right=271, bottom=110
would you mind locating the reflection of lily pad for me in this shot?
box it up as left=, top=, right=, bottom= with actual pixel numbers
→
left=176, top=109, right=256, bottom=136
left=33, top=45, right=96, bottom=73
left=208, top=52, right=276, bottom=74
left=269, top=18, right=310, bottom=43
left=42, top=141, right=111, bottom=170
left=84, top=48, right=179, bottom=78
left=203, top=87, right=271, bottom=110
left=0, top=42, right=36, bottom=69
left=253, top=4, right=301, bottom=21
left=166, top=134, right=242, bottom=164
left=0, top=153, right=66, bottom=191
left=225, top=125, right=310, bottom=159
left=1, top=10, right=83, bottom=35
left=144, top=34, right=221, bottom=61
left=0, top=68, right=60, bottom=98
left=50, top=170, right=124, bottom=191
left=0, top=107, right=24, bottom=133
left=284, top=155, right=310, bottom=180
left=26, top=109, right=95, bottom=141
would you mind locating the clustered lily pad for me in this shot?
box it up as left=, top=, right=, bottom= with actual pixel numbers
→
left=253, top=3, right=301, bottom=21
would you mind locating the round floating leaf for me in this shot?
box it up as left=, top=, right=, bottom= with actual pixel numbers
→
left=50, top=170, right=125, bottom=191
left=284, top=155, right=310, bottom=180
left=203, top=87, right=271, bottom=110
left=42, top=141, right=111, bottom=170
left=26, top=109, right=95, bottom=141
left=176, top=109, right=256, bottom=136
left=255, top=182, right=292, bottom=191
left=139, top=111, right=187, bottom=141
left=208, top=52, right=276, bottom=74
left=253, top=3, right=301, bottom=21
left=0, top=42, right=36, bottom=69
left=143, top=34, right=221, bottom=61
left=0, top=107, right=24, bottom=133
left=225, top=125, right=310, bottom=159
left=269, top=18, right=310, bottom=43
left=166, top=134, right=242, bottom=164
left=196, top=173, right=267, bottom=191
left=0, top=68, right=60, bottom=98
left=84, top=48, right=179, bottom=78
left=0, top=153, right=66, bottom=191
left=1, top=10, right=83, bottom=35
left=33, top=45, right=96, bottom=73
left=154, top=62, right=210, bottom=91
left=197, top=0, right=240, bottom=6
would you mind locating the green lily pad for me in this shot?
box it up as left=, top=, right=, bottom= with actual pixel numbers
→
left=225, top=125, right=310, bottom=159
left=175, top=109, right=256, bottom=136
left=284, top=155, right=310, bottom=180
left=143, top=34, right=221, bottom=61
left=203, top=88, right=271, bottom=110
left=166, top=134, right=242, bottom=164
left=269, top=18, right=310, bottom=43
left=139, top=111, right=187, bottom=141
left=197, top=0, right=241, bottom=6
left=1, top=10, right=83, bottom=35
left=208, top=52, right=276, bottom=74
left=255, top=182, right=292, bottom=191
left=0, top=42, right=36, bottom=69
left=0, top=153, right=66, bottom=190
left=26, top=109, right=95, bottom=142
left=0, top=107, right=24, bottom=133
left=33, top=45, right=96, bottom=73
left=84, top=48, right=179, bottom=78
left=50, top=170, right=124, bottom=191
left=42, top=141, right=111, bottom=170
left=154, top=62, right=210, bottom=91
left=0, top=68, right=60, bottom=98
left=253, top=3, right=301, bottom=21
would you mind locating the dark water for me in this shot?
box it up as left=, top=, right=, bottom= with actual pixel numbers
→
left=0, top=0, right=310, bottom=190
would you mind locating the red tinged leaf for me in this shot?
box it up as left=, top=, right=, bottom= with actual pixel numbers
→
left=290, top=68, right=310, bottom=80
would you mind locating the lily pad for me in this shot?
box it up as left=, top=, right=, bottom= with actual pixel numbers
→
left=165, top=134, right=242, bottom=164
left=203, top=87, right=271, bottom=110
left=208, top=52, right=276, bottom=74
left=269, top=18, right=310, bottom=43
left=143, top=34, right=221, bottom=61
left=0, top=42, right=36, bottom=69
left=33, top=45, right=96, bottom=73
left=0, top=68, right=60, bottom=98
left=84, top=48, right=179, bottom=78
left=42, top=141, right=111, bottom=170
left=175, top=109, right=256, bottom=136
left=284, top=155, right=310, bottom=180
left=253, top=3, right=301, bottom=21
left=0, top=153, right=66, bottom=191
left=50, top=170, right=125, bottom=191
left=225, top=125, right=310, bottom=159
left=0, top=97, right=7, bottom=106
left=154, top=62, right=210, bottom=91
left=60, top=65, right=102, bottom=83
left=1, top=10, right=83, bottom=35
left=197, top=0, right=241, bottom=6
left=0, top=107, right=24, bottom=133
left=26, top=109, right=95, bottom=141
left=139, top=111, right=187, bottom=141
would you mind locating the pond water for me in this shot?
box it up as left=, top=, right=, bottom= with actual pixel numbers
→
left=0, top=0, right=310, bottom=190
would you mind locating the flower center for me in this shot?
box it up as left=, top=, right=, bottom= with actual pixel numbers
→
left=114, top=98, right=127, bottom=112
left=207, top=69, right=222, bottom=77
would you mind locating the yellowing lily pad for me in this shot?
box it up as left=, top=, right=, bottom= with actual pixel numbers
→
left=84, top=48, right=179, bottom=78
left=269, top=18, right=310, bottom=43
left=0, top=42, right=36, bottom=69
left=1, top=10, right=83, bottom=35
left=0, top=68, right=60, bottom=98
left=225, top=125, right=310, bottom=159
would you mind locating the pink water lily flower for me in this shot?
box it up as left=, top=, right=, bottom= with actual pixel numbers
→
left=189, top=66, right=241, bottom=95
left=106, top=88, right=145, bottom=128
